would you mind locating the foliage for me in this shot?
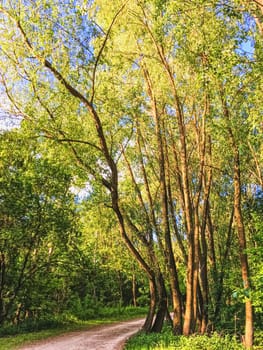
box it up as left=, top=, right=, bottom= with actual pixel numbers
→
left=0, top=129, right=143, bottom=325
left=125, top=325, right=246, bottom=350
left=246, top=205, right=263, bottom=315
left=0, top=0, right=262, bottom=347
left=0, top=130, right=79, bottom=323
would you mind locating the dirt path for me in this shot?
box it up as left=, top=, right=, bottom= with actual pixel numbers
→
left=18, top=318, right=144, bottom=350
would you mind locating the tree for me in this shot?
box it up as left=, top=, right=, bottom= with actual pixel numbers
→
left=0, top=1, right=262, bottom=345
left=0, top=129, right=81, bottom=323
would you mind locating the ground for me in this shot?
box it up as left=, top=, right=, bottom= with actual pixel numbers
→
left=17, top=318, right=144, bottom=350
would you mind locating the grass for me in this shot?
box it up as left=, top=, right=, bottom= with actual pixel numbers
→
left=1, top=310, right=261, bottom=350
left=0, top=306, right=147, bottom=350
left=124, top=324, right=263, bottom=350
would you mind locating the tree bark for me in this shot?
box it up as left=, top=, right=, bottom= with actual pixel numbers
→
left=214, top=208, right=234, bottom=322
left=151, top=273, right=168, bottom=333
left=142, top=277, right=157, bottom=332
left=141, top=60, right=183, bottom=334
left=221, top=91, right=254, bottom=348
left=233, top=146, right=254, bottom=349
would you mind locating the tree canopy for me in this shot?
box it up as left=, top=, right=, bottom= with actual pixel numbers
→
left=0, top=0, right=262, bottom=348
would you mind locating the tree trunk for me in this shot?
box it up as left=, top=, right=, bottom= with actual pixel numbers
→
left=151, top=273, right=168, bottom=333
left=140, top=24, right=197, bottom=335
left=141, top=61, right=183, bottom=334
left=214, top=208, right=234, bottom=322
left=221, top=87, right=254, bottom=348
left=183, top=239, right=194, bottom=335
left=142, top=277, right=157, bottom=332
left=198, top=151, right=212, bottom=334
left=233, top=147, right=254, bottom=349
left=132, top=273, right=137, bottom=307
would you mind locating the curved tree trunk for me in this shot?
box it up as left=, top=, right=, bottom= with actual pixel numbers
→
left=151, top=273, right=168, bottom=333
left=142, top=277, right=157, bottom=333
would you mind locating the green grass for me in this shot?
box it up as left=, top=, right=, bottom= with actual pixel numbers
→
left=124, top=324, right=263, bottom=350
left=1, top=310, right=261, bottom=350
left=0, top=306, right=147, bottom=350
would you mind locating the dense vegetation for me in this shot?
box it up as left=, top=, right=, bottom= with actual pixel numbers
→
left=0, top=132, right=146, bottom=321
left=0, top=0, right=262, bottom=349
left=125, top=324, right=263, bottom=350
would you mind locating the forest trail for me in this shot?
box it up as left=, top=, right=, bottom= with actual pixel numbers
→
left=18, top=318, right=144, bottom=350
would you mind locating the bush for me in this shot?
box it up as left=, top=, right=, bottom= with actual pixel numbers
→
left=125, top=325, right=245, bottom=350
left=0, top=317, right=66, bottom=337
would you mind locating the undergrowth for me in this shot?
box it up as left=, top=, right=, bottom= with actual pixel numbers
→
left=0, top=306, right=147, bottom=350
left=125, top=324, right=262, bottom=350
left=0, top=306, right=147, bottom=337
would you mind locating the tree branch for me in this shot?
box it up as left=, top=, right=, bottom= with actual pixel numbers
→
left=91, top=1, right=128, bottom=103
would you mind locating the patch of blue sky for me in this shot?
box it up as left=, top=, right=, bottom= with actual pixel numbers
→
left=70, top=181, right=93, bottom=202
left=0, top=110, right=22, bottom=132
left=118, top=115, right=132, bottom=127
left=235, top=13, right=256, bottom=60
left=165, top=104, right=176, bottom=117
left=238, top=40, right=254, bottom=58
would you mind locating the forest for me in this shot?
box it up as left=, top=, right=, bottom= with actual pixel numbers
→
left=0, top=0, right=262, bottom=349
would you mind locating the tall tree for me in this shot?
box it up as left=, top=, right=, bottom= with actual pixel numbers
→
left=0, top=1, right=262, bottom=345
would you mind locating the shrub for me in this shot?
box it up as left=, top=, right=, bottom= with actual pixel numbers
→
left=125, top=326, right=245, bottom=350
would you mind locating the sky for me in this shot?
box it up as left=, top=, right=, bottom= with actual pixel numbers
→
left=0, top=109, right=22, bottom=132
